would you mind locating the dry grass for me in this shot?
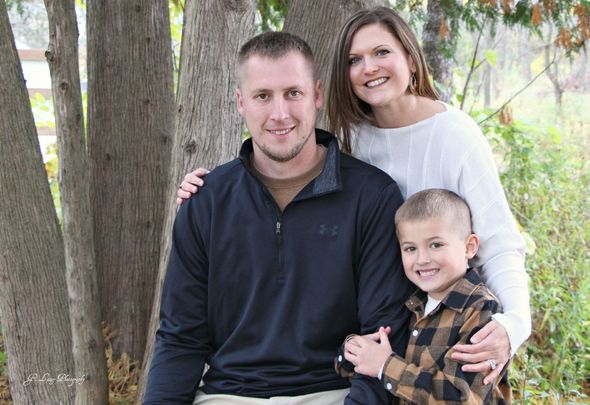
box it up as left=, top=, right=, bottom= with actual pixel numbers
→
left=0, top=325, right=140, bottom=405
left=104, top=323, right=140, bottom=405
left=0, top=335, right=11, bottom=405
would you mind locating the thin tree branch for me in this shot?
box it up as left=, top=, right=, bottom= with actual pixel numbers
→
left=460, top=17, right=487, bottom=110
left=478, top=52, right=559, bottom=125
left=469, top=28, right=507, bottom=113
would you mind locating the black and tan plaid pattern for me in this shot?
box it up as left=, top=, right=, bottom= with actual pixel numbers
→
left=380, top=268, right=511, bottom=404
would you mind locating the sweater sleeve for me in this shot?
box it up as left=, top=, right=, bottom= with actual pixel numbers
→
left=452, top=117, right=531, bottom=355
left=344, top=182, right=415, bottom=405
left=381, top=299, right=503, bottom=404
left=143, top=197, right=212, bottom=404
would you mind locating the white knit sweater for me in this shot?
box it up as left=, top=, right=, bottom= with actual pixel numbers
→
left=350, top=103, right=531, bottom=354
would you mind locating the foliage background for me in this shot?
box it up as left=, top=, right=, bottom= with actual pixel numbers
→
left=2, top=0, right=589, bottom=403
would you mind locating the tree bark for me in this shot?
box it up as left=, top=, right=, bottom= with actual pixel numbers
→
left=423, top=0, right=453, bottom=101
left=136, top=1, right=256, bottom=402
left=87, top=0, right=174, bottom=361
left=284, top=0, right=383, bottom=128
left=544, top=26, right=563, bottom=108
left=44, top=0, right=108, bottom=403
left=0, top=1, right=74, bottom=403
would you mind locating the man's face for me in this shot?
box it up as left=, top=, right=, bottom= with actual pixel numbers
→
left=236, top=51, right=323, bottom=164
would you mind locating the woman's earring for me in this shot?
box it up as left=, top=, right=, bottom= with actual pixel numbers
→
left=408, top=73, right=417, bottom=94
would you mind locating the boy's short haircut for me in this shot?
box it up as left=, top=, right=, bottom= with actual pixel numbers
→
left=237, top=31, right=317, bottom=81
left=395, top=189, right=473, bottom=238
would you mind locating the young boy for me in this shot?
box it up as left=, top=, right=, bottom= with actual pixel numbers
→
left=337, top=189, right=511, bottom=404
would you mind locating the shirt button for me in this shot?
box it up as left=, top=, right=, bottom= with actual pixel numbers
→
left=386, top=383, right=393, bottom=390
left=338, top=355, right=343, bottom=362
left=412, top=329, right=418, bottom=337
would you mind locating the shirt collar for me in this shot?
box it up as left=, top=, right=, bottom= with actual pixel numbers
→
left=405, top=268, right=484, bottom=314
left=239, top=129, right=342, bottom=196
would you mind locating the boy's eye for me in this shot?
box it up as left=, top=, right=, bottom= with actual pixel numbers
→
left=349, top=56, right=361, bottom=65
left=430, top=242, right=443, bottom=249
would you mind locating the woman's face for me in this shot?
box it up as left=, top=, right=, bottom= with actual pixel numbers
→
left=348, top=23, right=415, bottom=109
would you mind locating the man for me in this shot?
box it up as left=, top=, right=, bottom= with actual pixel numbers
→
left=144, top=32, right=413, bottom=405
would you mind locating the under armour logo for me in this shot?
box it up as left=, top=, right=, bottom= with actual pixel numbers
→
left=319, top=224, right=339, bottom=237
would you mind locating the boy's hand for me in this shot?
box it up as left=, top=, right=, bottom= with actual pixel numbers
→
left=344, top=327, right=393, bottom=378
left=363, top=325, right=392, bottom=342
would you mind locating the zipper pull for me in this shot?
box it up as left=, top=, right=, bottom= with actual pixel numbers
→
left=276, top=221, right=281, bottom=235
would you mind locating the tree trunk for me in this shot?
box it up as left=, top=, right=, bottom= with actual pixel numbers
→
left=423, top=0, right=453, bottom=101
left=0, top=2, right=74, bottom=403
left=87, top=0, right=174, bottom=361
left=284, top=0, right=383, bottom=128
left=544, top=27, right=563, bottom=108
left=136, top=1, right=256, bottom=402
left=483, top=63, right=491, bottom=109
left=44, top=0, right=108, bottom=403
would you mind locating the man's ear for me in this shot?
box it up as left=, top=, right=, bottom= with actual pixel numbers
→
left=465, top=233, right=480, bottom=260
left=314, top=80, right=324, bottom=109
left=236, top=88, right=244, bottom=116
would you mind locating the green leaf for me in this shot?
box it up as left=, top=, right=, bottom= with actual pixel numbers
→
left=484, top=49, right=498, bottom=67
left=521, top=229, right=537, bottom=256
left=548, top=126, right=562, bottom=144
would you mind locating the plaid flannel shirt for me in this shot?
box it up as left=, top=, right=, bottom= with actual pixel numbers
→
left=336, top=268, right=512, bottom=404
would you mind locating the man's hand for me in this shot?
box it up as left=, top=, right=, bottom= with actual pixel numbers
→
left=344, top=327, right=392, bottom=378
left=451, top=320, right=510, bottom=384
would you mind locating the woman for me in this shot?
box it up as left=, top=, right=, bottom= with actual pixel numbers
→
left=178, top=6, right=530, bottom=383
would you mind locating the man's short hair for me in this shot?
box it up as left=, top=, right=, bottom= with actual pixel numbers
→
left=237, top=31, right=317, bottom=80
left=395, top=189, right=473, bottom=238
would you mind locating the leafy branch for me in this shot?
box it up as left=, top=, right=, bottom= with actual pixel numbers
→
left=478, top=50, right=560, bottom=125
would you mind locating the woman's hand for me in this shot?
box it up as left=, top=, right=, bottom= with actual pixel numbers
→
left=176, top=168, right=210, bottom=206
left=451, top=320, right=510, bottom=384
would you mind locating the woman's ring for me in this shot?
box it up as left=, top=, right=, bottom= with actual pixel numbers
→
left=487, top=359, right=497, bottom=370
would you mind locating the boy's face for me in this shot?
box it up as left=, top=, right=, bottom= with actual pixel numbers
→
left=397, top=215, right=479, bottom=300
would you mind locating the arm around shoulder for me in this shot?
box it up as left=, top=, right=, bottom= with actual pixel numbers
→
left=453, top=129, right=531, bottom=353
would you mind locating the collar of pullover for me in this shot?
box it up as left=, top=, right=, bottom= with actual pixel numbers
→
left=238, top=128, right=342, bottom=198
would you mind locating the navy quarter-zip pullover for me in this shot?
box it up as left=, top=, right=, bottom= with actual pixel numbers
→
left=144, top=130, right=414, bottom=404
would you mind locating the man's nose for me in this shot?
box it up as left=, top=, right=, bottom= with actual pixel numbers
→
left=270, top=98, right=289, bottom=120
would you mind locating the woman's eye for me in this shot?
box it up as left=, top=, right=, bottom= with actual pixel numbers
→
left=403, top=246, right=416, bottom=253
left=349, top=56, right=361, bottom=65
left=376, top=49, right=390, bottom=56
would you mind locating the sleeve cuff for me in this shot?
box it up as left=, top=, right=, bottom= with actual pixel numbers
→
left=492, top=311, right=531, bottom=357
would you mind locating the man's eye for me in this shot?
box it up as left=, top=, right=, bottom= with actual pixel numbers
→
left=255, top=94, right=268, bottom=101
left=289, top=90, right=302, bottom=97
